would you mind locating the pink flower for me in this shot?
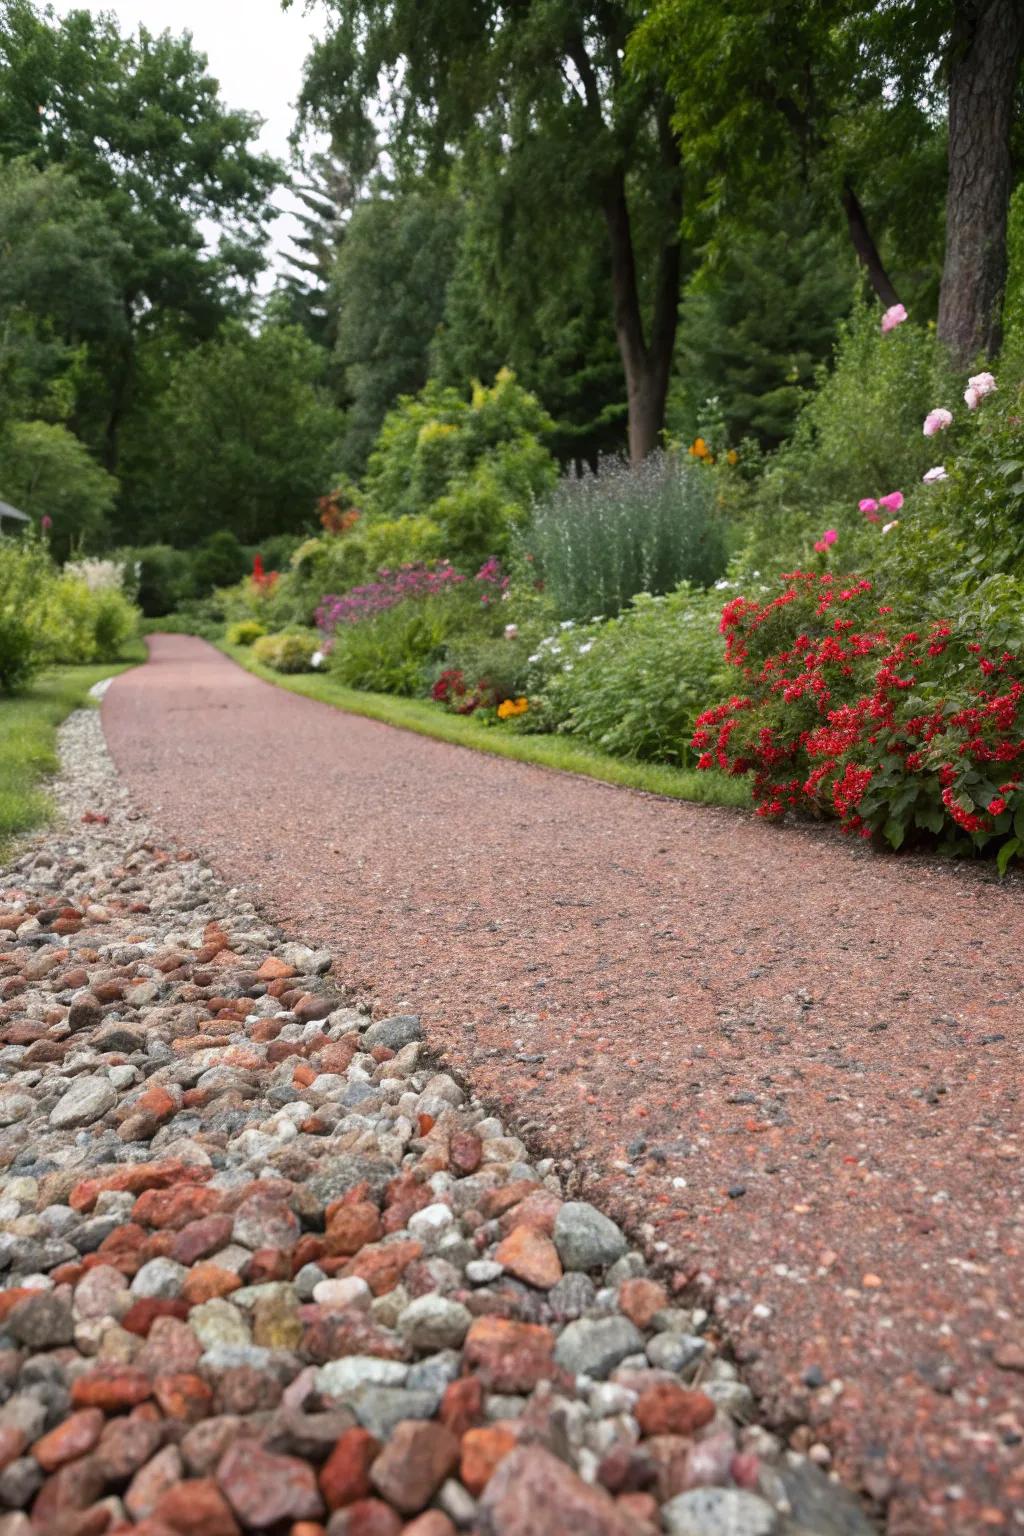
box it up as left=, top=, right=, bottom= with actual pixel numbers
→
left=881, top=303, right=907, bottom=333
left=879, top=491, right=904, bottom=513
left=822, top=529, right=838, bottom=545
left=922, top=465, right=948, bottom=484
left=40, top=515, right=52, bottom=532
left=923, top=408, right=953, bottom=437
left=858, top=498, right=879, bottom=514
left=862, top=508, right=881, bottom=523
left=813, top=540, right=828, bottom=554
left=964, top=371, right=996, bottom=409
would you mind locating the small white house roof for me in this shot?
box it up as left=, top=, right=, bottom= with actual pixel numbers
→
left=0, top=499, right=29, bottom=526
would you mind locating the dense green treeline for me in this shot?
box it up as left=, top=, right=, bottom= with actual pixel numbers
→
left=0, top=0, right=1022, bottom=560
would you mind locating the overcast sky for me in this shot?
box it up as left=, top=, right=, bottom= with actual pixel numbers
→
left=51, top=0, right=329, bottom=285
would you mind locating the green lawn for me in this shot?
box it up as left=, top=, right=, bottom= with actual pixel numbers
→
left=219, top=641, right=751, bottom=809
left=0, top=651, right=145, bottom=860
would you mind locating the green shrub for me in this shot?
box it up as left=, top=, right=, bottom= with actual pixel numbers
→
left=127, top=545, right=197, bottom=617
left=198, top=530, right=248, bottom=590
left=328, top=596, right=464, bottom=695
left=0, top=534, right=139, bottom=668
left=545, top=586, right=732, bottom=764
left=0, top=611, right=37, bottom=694
left=226, top=619, right=267, bottom=647
left=528, top=450, right=727, bottom=621
left=252, top=630, right=320, bottom=673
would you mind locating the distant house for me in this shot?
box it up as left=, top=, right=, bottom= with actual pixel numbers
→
left=0, top=499, right=30, bottom=534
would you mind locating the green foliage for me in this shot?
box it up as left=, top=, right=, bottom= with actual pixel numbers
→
left=0, top=533, right=138, bottom=667
left=198, top=530, right=247, bottom=590
left=363, top=371, right=557, bottom=565
left=252, top=630, right=321, bottom=674
left=528, top=450, right=727, bottom=621
left=0, top=610, right=35, bottom=693
left=0, top=420, right=118, bottom=560
left=127, top=546, right=196, bottom=618
left=333, top=186, right=463, bottom=474
left=226, top=619, right=267, bottom=647
left=328, top=594, right=470, bottom=696
left=137, top=322, right=342, bottom=547
left=735, top=302, right=955, bottom=580
left=547, top=587, right=732, bottom=764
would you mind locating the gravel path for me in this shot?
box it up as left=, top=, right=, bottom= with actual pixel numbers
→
left=101, top=635, right=1024, bottom=1534
left=0, top=705, right=872, bottom=1536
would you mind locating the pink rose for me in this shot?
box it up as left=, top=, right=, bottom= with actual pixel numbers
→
left=858, top=498, right=879, bottom=514
left=965, top=371, right=996, bottom=409
left=879, top=491, right=904, bottom=513
left=923, top=408, right=953, bottom=436
left=881, top=303, right=907, bottom=333
left=822, top=529, right=838, bottom=545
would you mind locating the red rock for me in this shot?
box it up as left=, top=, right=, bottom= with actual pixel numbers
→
left=326, top=1500, right=401, bottom=1536
left=0, top=1422, right=26, bottom=1470
left=460, top=1423, right=520, bottom=1495
left=153, top=1373, right=215, bottom=1423
left=634, top=1383, right=715, bottom=1438
left=257, top=956, right=297, bottom=980
left=152, top=1477, right=241, bottom=1536
left=133, top=1184, right=222, bottom=1230
left=243, top=1247, right=295, bottom=1284
left=324, top=1203, right=382, bottom=1258
left=121, top=1298, right=191, bottom=1336
left=401, top=1515, right=455, bottom=1536
left=294, top=994, right=331, bottom=1023
left=95, top=1417, right=163, bottom=1482
left=180, top=1418, right=247, bottom=1477
left=596, top=1444, right=658, bottom=1495
left=293, top=1063, right=317, bottom=1089
left=132, top=1085, right=178, bottom=1123
left=214, top=1365, right=284, bottom=1416
left=463, top=1317, right=557, bottom=1392
left=181, top=1264, right=243, bottom=1304
left=368, top=1421, right=459, bottom=1515
left=72, top=1366, right=153, bottom=1412
left=125, top=1446, right=184, bottom=1520
left=479, top=1445, right=633, bottom=1536
left=318, top=1427, right=380, bottom=1510
left=0, top=1287, right=35, bottom=1323
left=496, top=1191, right=562, bottom=1237
left=638, top=1435, right=691, bottom=1501
left=615, top=1491, right=660, bottom=1530
left=331, top=1236, right=419, bottom=1295
left=301, top=1311, right=408, bottom=1367
left=71, top=1161, right=213, bottom=1213
left=439, top=1375, right=484, bottom=1438
left=33, top=1409, right=105, bottom=1472
left=31, top=1456, right=106, bottom=1524
left=172, top=1213, right=235, bottom=1265
left=317, top=1039, right=358, bottom=1075
left=478, top=1182, right=539, bottom=1220
left=616, top=1279, right=668, bottom=1330
left=217, top=1441, right=323, bottom=1527
left=493, top=1227, right=562, bottom=1289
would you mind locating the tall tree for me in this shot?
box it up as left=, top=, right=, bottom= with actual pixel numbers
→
left=277, top=151, right=355, bottom=352
left=0, top=1, right=281, bottom=472
left=294, top=0, right=687, bottom=462
left=937, top=0, right=1024, bottom=364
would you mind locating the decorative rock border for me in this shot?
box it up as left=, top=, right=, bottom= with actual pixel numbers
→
left=0, top=707, right=877, bottom=1536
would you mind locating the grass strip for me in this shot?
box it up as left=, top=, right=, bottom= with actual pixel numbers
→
left=219, top=641, right=751, bottom=809
left=0, top=651, right=145, bottom=859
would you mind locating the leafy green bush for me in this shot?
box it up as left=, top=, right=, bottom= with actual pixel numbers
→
left=0, top=534, right=138, bottom=668
left=528, top=449, right=727, bottom=621
left=545, top=587, right=732, bottom=764
left=363, top=370, right=557, bottom=565
left=252, top=630, right=321, bottom=673
left=0, top=612, right=36, bottom=694
left=126, top=546, right=197, bottom=617
left=226, top=619, right=267, bottom=647
left=328, top=595, right=470, bottom=695
left=198, top=530, right=248, bottom=589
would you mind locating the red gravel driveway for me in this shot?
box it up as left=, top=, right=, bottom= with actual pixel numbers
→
left=103, top=635, right=1024, bottom=1535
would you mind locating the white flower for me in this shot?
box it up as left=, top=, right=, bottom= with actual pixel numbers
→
left=311, top=650, right=325, bottom=668
left=503, top=623, right=519, bottom=640
left=922, top=465, right=948, bottom=484
left=714, top=578, right=731, bottom=590
left=578, top=641, right=593, bottom=654
left=559, top=619, right=575, bottom=630
left=881, top=520, right=900, bottom=535
left=527, top=653, right=541, bottom=663
left=591, top=616, right=604, bottom=623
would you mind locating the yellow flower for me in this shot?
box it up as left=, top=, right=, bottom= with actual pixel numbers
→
left=497, top=696, right=529, bottom=719
left=727, top=449, right=739, bottom=465
left=689, top=437, right=709, bottom=459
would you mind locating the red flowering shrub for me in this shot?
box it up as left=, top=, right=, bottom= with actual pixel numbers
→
left=693, top=571, right=1024, bottom=867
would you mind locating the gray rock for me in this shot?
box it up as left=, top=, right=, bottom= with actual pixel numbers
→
left=553, top=1202, right=627, bottom=1272
left=49, top=1075, right=116, bottom=1128
left=0, top=1455, right=44, bottom=1508
left=0, top=1095, right=33, bottom=1126
left=307, top=1154, right=397, bottom=1207
left=774, top=1458, right=878, bottom=1536
left=548, top=1271, right=597, bottom=1321
left=316, top=1357, right=409, bottom=1396
left=645, top=1332, right=706, bottom=1373
left=662, top=1488, right=779, bottom=1536
left=362, top=1014, right=423, bottom=1050
left=67, top=992, right=103, bottom=1033
left=347, top=1385, right=441, bottom=1439
left=397, top=1294, right=472, bottom=1352
left=554, top=1316, right=644, bottom=1380
left=130, top=1257, right=188, bottom=1299
left=406, top=1351, right=461, bottom=1394
left=5, top=1293, right=74, bottom=1349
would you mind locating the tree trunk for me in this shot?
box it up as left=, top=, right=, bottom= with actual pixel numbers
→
left=937, top=0, right=1024, bottom=367
left=602, top=165, right=681, bottom=464
left=840, top=179, right=901, bottom=307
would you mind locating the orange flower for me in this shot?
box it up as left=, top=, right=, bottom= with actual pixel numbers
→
left=497, top=696, right=529, bottom=719
left=689, top=437, right=709, bottom=459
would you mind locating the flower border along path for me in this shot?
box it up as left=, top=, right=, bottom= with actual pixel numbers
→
left=0, top=707, right=877, bottom=1536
